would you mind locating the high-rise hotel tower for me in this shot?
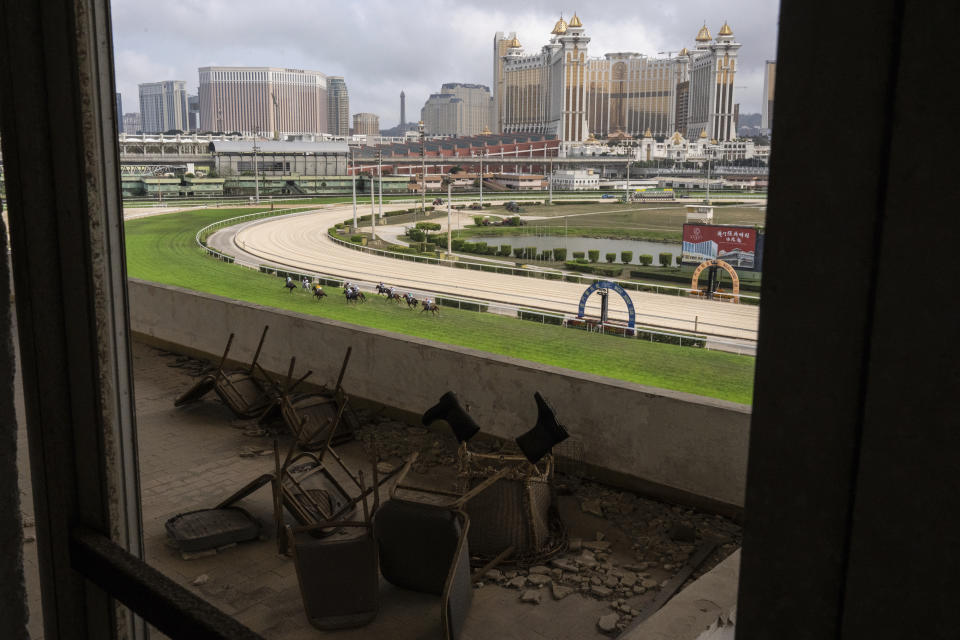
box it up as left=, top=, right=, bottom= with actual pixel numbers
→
left=493, top=15, right=740, bottom=144
left=198, top=67, right=328, bottom=136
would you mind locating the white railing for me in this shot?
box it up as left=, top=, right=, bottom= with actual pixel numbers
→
left=326, top=232, right=760, bottom=331
left=246, top=268, right=755, bottom=355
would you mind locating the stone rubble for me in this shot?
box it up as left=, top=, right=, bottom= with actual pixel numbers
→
left=349, top=409, right=743, bottom=617
left=520, top=589, right=542, bottom=604
left=597, top=613, right=620, bottom=633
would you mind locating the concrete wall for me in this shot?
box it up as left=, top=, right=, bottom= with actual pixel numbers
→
left=128, top=280, right=751, bottom=511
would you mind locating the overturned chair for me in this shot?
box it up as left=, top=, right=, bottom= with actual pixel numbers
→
left=174, top=325, right=276, bottom=419
left=286, top=465, right=381, bottom=630
left=258, top=348, right=359, bottom=450
left=373, top=452, right=512, bottom=640
left=423, top=390, right=570, bottom=567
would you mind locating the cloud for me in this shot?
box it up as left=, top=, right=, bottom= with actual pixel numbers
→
left=111, top=0, right=779, bottom=127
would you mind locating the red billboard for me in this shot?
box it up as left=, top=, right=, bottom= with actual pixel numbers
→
left=682, top=224, right=759, bottom=269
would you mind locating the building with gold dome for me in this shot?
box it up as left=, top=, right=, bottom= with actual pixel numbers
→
left=492, top=16, right=741, bottom=145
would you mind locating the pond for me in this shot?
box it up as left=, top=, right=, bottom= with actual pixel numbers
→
left=465, top=235, right=682, bottom=265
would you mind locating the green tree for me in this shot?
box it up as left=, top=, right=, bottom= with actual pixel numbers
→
left=553, top=248, right=567, bottom=261
left=638, top=254, right=653, bottom=266
left=621, top=251, right=633, bottom=264
left=588, top=249, right=600, bottom=263
left=605, top=253, right=616, bottom=263
left=659, top=252, right=673, bottom=267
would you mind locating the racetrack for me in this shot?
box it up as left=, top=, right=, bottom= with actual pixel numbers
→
left=210, top=203, right=760, bottom=341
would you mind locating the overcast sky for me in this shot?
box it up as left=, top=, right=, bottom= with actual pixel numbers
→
left=111, top=0, right=779, bottom=128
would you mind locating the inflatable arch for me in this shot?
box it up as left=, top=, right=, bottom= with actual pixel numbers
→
left=576, top=280, right=636, bottom=329
left=690, top=259, right=740, bottom=302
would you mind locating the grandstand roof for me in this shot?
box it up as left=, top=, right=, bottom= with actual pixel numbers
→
left=208, top=141, right=349, bottom=154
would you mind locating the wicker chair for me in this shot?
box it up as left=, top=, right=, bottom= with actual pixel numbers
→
left=456, top=445, right=567, bottom=567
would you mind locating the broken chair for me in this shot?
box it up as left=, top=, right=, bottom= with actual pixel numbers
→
left=258, top=348, right=358, bottom=450
left=174, top=325, right=277, bottom=419
left=374, top=453, right=511, bottom=640
left=287, top=466, right=381, bottom=630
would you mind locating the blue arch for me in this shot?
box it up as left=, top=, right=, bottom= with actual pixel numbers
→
left=577, top=280, right=636, bottom=329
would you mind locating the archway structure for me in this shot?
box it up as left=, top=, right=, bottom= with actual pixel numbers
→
left=577, top=280, right=636, bottom=328
left=690, top=259, right=740, bottom=302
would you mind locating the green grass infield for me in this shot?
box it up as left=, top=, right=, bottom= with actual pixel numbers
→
left=124, top=207, right=755, bottom=404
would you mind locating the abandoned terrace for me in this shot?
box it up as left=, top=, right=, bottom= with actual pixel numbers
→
left=16, top=329, right=742, bottom=640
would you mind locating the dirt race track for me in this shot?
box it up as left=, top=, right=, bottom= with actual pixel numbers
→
left=208, top=204, right=760, bottom=342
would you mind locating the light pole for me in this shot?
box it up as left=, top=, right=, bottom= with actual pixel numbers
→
left=369, top=162, right=376, bottom=242
left=705, top=144, right=713, bottom=204
left=377, top=148, right=383, bottom=221
left=479, top=151, right=484, bottom=207
left=624, top=159, right=631, bottom=204
left=446, top=181, right=453, bottom=259
left=252, top=136, right=260, bottom=204
left=350, top=149, right=357, bottom=231
left=419, top=120, right=426, bottom=221
left=548, top=158, right=553, bottom=205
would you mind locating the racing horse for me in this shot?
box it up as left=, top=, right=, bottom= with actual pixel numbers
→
left=404, top=293, right=419, bottom=309
left=420, top=300, right=440, bottom=316
left=375, top=283, right=391, bottom=296
left=386, top=292, right=403, bottom=304
left=284, top=277, right=297, bottom=293
left=313, top=286, right=327, bottom=301
left=344, top=288, right=366, bottom=304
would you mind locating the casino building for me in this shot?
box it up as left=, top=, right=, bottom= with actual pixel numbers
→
left=493, top=15, right=741, bottom=145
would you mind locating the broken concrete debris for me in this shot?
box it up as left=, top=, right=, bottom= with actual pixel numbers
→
left=597, top=612, right=619, bottom=632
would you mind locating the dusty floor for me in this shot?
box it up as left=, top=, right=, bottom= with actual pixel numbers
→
left=18, top=340, right=741, bottom=639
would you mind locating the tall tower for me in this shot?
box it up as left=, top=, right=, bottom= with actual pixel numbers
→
left=710, top=22, right=740, bottom=141
left=400, top=90, right=406, bottom=127
left=685, top=22, right=741, bottom=141
left=327, top=77, right=350, bottom=136
left=557, top=13, right=590, bottom=143
left=492, top=31, right=517, bottom=134
left=762, top=60, right=776, bottom=132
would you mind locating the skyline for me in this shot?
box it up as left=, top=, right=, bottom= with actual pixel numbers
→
left=111, top=0, right=779, bottom=129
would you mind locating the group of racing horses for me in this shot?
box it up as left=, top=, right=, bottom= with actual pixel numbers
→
left=283, top=277, right=439, bottom=314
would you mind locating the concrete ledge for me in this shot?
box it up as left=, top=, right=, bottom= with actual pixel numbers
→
left=128, top=279, right=752, bottom=510
left=618, top=551, right=740, bottom=640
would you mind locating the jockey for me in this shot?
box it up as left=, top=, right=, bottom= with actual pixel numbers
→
left=389, top=286, right=396, bottom=296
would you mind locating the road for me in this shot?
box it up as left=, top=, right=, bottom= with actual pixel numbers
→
left=208, top=203, right=760, bottom=341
